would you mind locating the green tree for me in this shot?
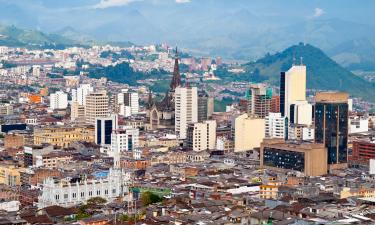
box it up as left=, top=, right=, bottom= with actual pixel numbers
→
left=86, top=197, right=107, bottom=206
left=140, top=191, right=162, bottom=206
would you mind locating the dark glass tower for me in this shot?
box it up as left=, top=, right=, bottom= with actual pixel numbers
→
left=280, top=72, right=286, bottom=117
left=314, top=92, right=349, bottom=165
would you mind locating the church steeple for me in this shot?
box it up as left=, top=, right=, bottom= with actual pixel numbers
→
left=170, top=47, right=182, bottom=91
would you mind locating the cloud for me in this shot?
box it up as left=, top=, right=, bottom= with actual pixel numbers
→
left=313, top=7, right=325, bottom=18
left=175, top=0, right=191, bottom=3
left=93, top=0, right=141, bottom=9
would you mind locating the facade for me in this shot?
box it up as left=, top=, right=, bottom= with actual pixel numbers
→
left=260, top=138, right=327, bottom=176
left=50, top=91, right=68, bottom=110
left=71, top=101, right=85, bottom=121
left=95, top=115, right=118, bottom=145
left=117, top=89, right=139, bottom=115
left=352, top=139, right=375, bottom=161
left=71, top=84, right=93, bottom=106
left=349, top=116, right=369, bottom=134
left=0, top=164, right=25, bottom=186
left=175, top=86, right=198, bottom=139
left=186, top=120, right=217, bottom=152
left=234, top=113, right=265, bottom=152
left=85, top=91, right=109, bottom=124
left=280, top=65, right=306, bottom=119
left=197, top=90, right=214, bottom=122
left=246, top=83, right=272, bottom=118
left=265, top=112, right=287, bottom=139
left=34, top=126, right=95, bottom=148
left=110, top=127, right=139, bottom=153
left=315, top=92, right=349, bottom=166
left=288, top=124, right=314, bottom=141
left=289, top=100, right=312, bottom=126
left=4, top=133, right=25, bottom=149
left=270, top=95, right=280, bottom=113
left=0, top=103, right=14, bottom=116
left=37, top=168, right=132, bottom=208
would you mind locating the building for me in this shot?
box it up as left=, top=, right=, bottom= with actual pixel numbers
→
left=265, top=113, right=287, bottom=139
left=85, top=91, right=109, bottom=124
left=349, top=116, right=369, bottom=134
left=4, top=133, right=25, bottom=149
left=24, top=145, right=54, bottom=167
left=270, top=95, right=280, bottom=113
left=186, top=120, right=217, bottom=152
left=71, top=101, right=85, bottom=121
left=0, top=103, right=14, bottom=116
left=95, top=115, right=118, bottom=145
left=288, top=124, right=314, bottom=141
left=315, top=92, right=349, bottom=167
left=34, top=126, right=95, bottom=148
left=260, top=138, right=327, bottom=176
left=246, top=83, right=272, bottom=118
left=72, top=84, right=93, bottom=106
left=50, top=91, right=68, bottom=110
left=0, top=164, right=25, bottom=186
left=146, top=48, right=182, bottom=130
left=289, top=100, right=312, bottom=126
left=197, top=90, right=214, bottom=122
left=175, top=86, right=198, bottom=139
left=117, top=89, right=139, bottom=115
left=110, top=127, right=139, bottom=154
left=234, top=113, right=265, bottom=152
left=37, top=168, right=132, bottom=209
left=352, top=139, right=375, bottom=161
left=280, top=65, right=306, bottom=119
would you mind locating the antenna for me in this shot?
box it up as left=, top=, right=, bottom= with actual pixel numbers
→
left=300, top=57, right=304, bottom=65
left=292, top=52, right=296, bottom=66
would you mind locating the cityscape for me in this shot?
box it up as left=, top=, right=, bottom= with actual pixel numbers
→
left=0, top=1, right=375, bottom=225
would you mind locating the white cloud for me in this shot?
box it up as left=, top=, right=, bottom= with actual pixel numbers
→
left=175, top=0, right=191, bottom=3
left=313, top=7, right=325, bottom=18
left=93, top=0, right=141, bottom=9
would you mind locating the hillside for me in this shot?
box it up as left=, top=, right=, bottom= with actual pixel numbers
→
left=0, top=24, right=78, bottom=48
left=243, top=43, right=375, bottom=102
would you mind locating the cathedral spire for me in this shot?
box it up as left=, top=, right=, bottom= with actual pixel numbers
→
left=147, top=89, right=153, bottom=107
left=169, top=47, right=182, bottom=91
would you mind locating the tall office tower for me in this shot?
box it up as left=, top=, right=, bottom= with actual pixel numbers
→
left=265, top=113, right=287, bottom=139
left=247, top=83, right=272, bottom=118
left=234, top=113, right=265, bottom=152
left=85, top=91, right=109, bottom=124
left=71, top=101, right=85, bottom=121
left=289, top=100, right=313, bottom=126
left=197, top=90, right=214, bottom=122
left=72, top=84, right=94, bottom=106
left=175, top=86, right=198, bottom=139
left=315, top=92, right=349, bottom=167
left=117, top=89, right=139, bottom=115
left=280, top=65, right=306, bottom=119
left=186, top=120, right=217, bottom=152
left=50, top=91, right=68, bottom=110
left=111, top=127, right=139, bottom=154
left=270, top=95, right=280, bottom=113
left=95, top=115, right=118, bottom=145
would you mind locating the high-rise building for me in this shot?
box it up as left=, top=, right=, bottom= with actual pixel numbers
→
left=234, top=113, right=265, bottom=152
left=71, top=101, right=85, bottom=121
left=116, top=89, right=139, bottom=115
left=197, top=90, right=214, bottom=122
left=72, top=84, right=94, bottom=106
left=110, top=127, right=139, bottom=154
left=270, top=95, right=280, bottom=113
left=314, top=92, right=349, bottom=167
left=265, top=113, right=287, bottom=139
left=280, top=65, right=306, bottom=119
left=289, top=100, right=312, bottom=126
left=186, top=120, right=216, bottom=152
left=95, top=115, right=118, bottom=145
left=85, top=91, right=109, bottom=124
left=175, top=86, right=198, bottom=139
left=50, top=91, right=68, bottom=110
left=247, top=83, right=272, bottom=118
left=32, top=65, right=41, bottom=77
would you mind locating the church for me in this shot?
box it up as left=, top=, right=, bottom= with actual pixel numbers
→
left=146, top=48, right=182, bottom=130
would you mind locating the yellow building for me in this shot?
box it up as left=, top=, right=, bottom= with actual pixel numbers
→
left=0, top=164, right=25, bottom=186
left=260, top=182, right=280, bottom=199
left=234, top=113, right=265, bottom=152
left=34, top=126, right=94, bottom=148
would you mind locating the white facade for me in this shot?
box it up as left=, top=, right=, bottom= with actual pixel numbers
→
left=37, top=169, right=131, bottom=209
left=175, top=86, right=198, bottom=139
left=284, top=65, right=306, bottom=120
left=265, top=113, right=287, bottom=139
left=50, top=91, right=68, bottom=110
left=110, top=127, right=139, bottom=154
left=370, top=159, right=375, bottom=175
left=32, top=65, right=41, bottom=77
left=187, top=120, right=216, bottom=152
left=349, top=117, right=369, bottom=134
left=119, top=105, right=132, bottom=117
left=288, top=125, right=314, bottom=141
left=72, top=84, right=94, bottom=106
left=117, top=89, right=139, bottom=115
left=302, top=127, right=314, bottom=140
left=0, top=200, right=20, bottom=212
left=289, top=100, right=312, bottom=126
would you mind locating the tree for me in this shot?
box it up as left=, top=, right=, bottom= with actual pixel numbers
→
left=140, top=191, right=162, bottom=206
left=86, top=197, right=107, bottom=207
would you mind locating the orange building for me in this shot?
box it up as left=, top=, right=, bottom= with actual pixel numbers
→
left=121, top=158, right=150, bottom=170
left=28, top=94, right=43, bottom=104
left=4, top=134, right=25, bottom=149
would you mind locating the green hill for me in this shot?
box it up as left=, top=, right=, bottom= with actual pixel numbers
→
left=243, top=43, right=375, bottom=102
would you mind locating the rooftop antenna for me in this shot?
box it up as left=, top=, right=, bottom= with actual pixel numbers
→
left=300, top=57, right=304, bottom=65
left=292, top=53, right=296, bottom=66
